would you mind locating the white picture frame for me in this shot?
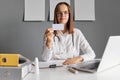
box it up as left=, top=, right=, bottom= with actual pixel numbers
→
left=74, top=0, right=95, bottom=21
left=24, top=0, right=45, bottom=21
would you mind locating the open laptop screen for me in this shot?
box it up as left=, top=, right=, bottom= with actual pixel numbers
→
left=70, top=36, right=120, bottom=73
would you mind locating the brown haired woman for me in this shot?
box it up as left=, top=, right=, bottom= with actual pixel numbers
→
left=42, top=2, right=96, bottom=65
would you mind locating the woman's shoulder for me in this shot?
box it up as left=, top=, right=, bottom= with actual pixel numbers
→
left=74, top=28, right=83, bottom=34
left=73, top=28, right=85, bottom=39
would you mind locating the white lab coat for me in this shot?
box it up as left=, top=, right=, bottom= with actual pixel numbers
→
left=42, top=28, right=96, bottom=61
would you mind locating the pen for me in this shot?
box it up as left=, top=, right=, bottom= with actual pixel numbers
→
left=68, top=67, right=79, bottom=74
left=39, top=66, right=63, bottom=69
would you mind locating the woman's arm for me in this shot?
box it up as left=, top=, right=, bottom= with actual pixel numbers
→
left=42, top=44, right=53, bottom=61
left=42, top=28, right=54, bottom=61
left=63, top=29, right=96, bottom=65
left=63, top=56, right=83, bottom=65
left=79, top=30, right=96, bottom=61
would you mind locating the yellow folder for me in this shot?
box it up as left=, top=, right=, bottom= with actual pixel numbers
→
left=0, top=54, right=19, bottom=67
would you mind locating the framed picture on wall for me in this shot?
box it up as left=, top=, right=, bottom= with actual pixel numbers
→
left=24, top=0, right=45, bottom=21
left=74, top=0, right=95, bottom=21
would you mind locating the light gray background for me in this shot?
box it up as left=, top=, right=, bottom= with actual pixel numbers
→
left=0, top=0, right=120, bottom=61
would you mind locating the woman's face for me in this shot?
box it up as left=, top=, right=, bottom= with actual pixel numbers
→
left=56, top=4, right=69, bottom=24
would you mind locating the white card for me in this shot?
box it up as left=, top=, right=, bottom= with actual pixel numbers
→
left=52, top=24, right=64, bottom=30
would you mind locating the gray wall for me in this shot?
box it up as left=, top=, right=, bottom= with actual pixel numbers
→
left=0, top=0, right=120, bottom=61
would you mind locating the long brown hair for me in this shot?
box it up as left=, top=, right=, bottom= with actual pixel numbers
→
left=54, top=2, right=74, bottom=34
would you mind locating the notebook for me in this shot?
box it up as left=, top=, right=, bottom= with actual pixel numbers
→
left=69, top=36, right=120, bottom=73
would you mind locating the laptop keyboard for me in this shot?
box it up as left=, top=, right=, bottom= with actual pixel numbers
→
left=80, top=60, right=100, bottom=70
left=71, top=59, right=101, bottom=71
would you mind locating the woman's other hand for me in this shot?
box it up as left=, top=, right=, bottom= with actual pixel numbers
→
left=63, top=56, right=84, bottom=65
left=45, top=28, right=54, bottom=49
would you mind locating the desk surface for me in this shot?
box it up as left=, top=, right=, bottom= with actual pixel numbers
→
left=23, top=65, right=120, bottom=80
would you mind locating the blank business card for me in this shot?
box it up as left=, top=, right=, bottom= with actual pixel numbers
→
left=52, top=24, right=64, bottom=30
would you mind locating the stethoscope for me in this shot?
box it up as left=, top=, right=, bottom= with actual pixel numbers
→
left=53, top=33, right=74, bottom=46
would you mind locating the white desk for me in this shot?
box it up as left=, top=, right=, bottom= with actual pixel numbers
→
left=23, top=65, right=120, bottom=80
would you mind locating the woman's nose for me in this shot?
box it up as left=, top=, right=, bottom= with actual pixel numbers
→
left=61, top=12, right=65, bottom=17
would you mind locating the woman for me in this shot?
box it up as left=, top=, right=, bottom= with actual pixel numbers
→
left=42, top=2, right=95, bottom=65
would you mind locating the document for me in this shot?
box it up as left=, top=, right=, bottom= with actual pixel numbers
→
left=39, top=60, right=65, bottom=68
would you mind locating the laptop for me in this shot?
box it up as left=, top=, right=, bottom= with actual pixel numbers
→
left=69, top=36, right=120, bottom=73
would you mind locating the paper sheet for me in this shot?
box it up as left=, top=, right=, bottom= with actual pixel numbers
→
left=74, top=0, right=95, bottom=21
left=24, top=0, right=45, bottom=21
left=39, top=60, right=65, bottom=68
